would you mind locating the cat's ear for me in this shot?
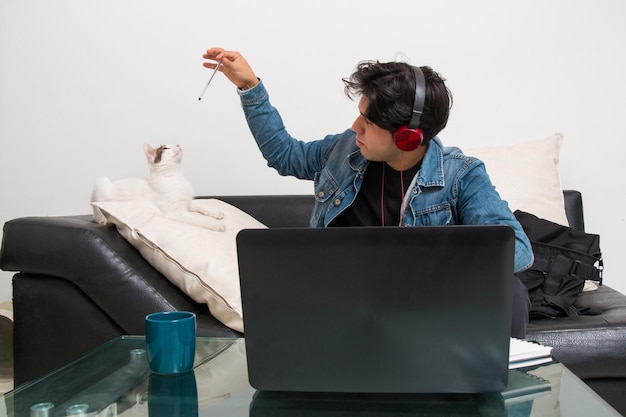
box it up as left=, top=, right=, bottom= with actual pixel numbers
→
left=143, top=144, right=156, bottom=161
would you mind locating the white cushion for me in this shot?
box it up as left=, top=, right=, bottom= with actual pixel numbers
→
left=465, top=133, right=568, bottom=226
left=92, top=199, right=267, bottom=333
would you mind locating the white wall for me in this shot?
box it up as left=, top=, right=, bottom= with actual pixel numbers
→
left=1, top=0, right=625, bottom=303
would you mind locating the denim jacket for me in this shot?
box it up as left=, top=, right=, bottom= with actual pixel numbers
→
left=239, top=81, right=533, bottom=272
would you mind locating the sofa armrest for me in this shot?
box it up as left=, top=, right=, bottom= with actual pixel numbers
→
left=0, top=215, right=241, bottom=337
left=563, top=190, right=584, bottom=231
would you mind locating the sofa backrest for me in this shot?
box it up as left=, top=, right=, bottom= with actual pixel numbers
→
left=204, top=190, right=584, bottom=231
left=202, top=195, right=314, bottom=228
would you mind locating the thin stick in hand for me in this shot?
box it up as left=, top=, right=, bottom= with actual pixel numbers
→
left=198, top=61, right=223, bottom=101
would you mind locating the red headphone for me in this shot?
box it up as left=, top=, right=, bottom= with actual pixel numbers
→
left=393, top=66, right=426, bottom=152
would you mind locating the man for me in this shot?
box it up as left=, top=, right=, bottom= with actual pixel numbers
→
left=202, top=47, right=533, bottom=337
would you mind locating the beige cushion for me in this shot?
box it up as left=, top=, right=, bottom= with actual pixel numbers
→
left=92, top=199, right=267, bottom=333
left=465, top=133, right=568, bottom=226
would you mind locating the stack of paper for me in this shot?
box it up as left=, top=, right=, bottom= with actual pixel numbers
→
left=509, top=338, right=553, bottom=369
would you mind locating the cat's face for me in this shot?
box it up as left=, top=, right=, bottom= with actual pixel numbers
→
left=143, top=144, right=183, bottom=166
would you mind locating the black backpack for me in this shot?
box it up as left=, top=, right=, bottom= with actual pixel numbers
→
left=514, top=210, right=603, bottom=319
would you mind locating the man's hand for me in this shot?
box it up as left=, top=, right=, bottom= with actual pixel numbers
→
left=202, top=48, right=259, bottom=91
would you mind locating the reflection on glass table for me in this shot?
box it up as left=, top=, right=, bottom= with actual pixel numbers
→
left=1, top=336, right=621, bottom=417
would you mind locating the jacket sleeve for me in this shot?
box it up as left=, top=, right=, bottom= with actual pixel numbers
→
left=238, top=81, right=338, bottom=181
left=456, top=160, right=534, bottom=273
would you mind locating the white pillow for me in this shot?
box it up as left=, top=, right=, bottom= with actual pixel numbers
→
left=92, top=199, right=267, bottom=333
left=465, top=133, right=568, bottom=226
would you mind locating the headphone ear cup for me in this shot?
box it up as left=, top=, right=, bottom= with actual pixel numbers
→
left=393, top=125, right=424, bottom=152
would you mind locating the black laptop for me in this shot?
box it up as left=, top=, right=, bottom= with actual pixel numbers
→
left=236, top=225, right=515, bottom=394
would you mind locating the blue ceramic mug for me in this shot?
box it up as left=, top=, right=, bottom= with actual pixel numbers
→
left=145, top=311, right=196, bottom=374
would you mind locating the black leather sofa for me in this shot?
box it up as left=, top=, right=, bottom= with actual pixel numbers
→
left=2, top=191, right=626, bottom=414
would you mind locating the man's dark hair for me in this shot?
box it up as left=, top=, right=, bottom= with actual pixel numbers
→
left=343, top=61, right=452, bottom=144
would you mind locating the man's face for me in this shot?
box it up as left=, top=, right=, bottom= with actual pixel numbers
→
left=351, top=97, right=400, bottom=163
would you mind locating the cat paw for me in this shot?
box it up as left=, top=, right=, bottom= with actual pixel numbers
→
left=192, top=208, right=224, bottom=220
left=202, top=223, right=226, bottom=232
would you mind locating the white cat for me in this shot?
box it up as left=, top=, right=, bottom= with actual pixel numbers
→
left=91, top=144, right=226, bottom=231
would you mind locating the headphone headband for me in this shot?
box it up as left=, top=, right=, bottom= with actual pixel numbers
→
left=408, top=66, right=426, bottom=129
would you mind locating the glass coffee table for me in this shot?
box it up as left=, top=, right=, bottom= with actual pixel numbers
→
left=1, top=336, right=621, bottom=416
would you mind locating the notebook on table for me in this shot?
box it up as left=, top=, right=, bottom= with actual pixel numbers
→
left=236, top=225, right=515, bottom=394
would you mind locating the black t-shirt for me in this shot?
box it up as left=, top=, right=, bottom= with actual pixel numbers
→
left=330, top=161, right=421, bottom=227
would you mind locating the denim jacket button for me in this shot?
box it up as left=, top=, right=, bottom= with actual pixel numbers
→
left=333, top=198, right=341, bottom=206
left=317, top=191, right=325, bottom=198
left=412, top=188, right=418, bottom=195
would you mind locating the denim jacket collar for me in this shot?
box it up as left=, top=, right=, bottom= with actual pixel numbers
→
left=347, top=148, right=368, bottom=174
left=345, top=136, right=447, bottom=189
left=416, top=137, right=445, bottom=188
